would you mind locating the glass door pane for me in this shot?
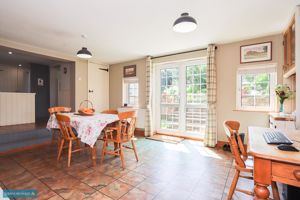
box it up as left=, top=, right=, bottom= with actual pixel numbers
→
left=160, top=68, right=180, bottom=130
left=186, top=63, right=207, bottom=138
left=155, top=59, right=207, bottom=139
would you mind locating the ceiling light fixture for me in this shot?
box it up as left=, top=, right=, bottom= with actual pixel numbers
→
left=18, top=64, right=22, bottom=67
left=8, top=51, right=12, bottom=54
left=173, top=13, right=197, bottom=33
left=77, top=34, right=92, bottom=59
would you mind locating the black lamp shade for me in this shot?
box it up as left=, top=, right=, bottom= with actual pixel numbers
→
left=173, top=13, right=197, bottom=33
left=77, top=47, right=92, bottom=59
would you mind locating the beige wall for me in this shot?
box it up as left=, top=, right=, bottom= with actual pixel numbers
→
left=216, top=34, right=284, bottom=142
left=109, top=58, right=147, bottom=109
left=152, top=49, right=207, bottom=64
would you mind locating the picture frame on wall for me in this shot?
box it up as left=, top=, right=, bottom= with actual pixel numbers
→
left=240, top=42, right=272, bottom=63
left=123, top=65, right=136, bottom=77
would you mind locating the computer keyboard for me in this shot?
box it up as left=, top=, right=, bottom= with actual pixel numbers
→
left=263, top=130, right=293, bottom=145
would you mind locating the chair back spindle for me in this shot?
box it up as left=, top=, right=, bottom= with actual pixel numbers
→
left=56, top=114, right=77, bottom=140
left=118, top=111, right=136, bottom=140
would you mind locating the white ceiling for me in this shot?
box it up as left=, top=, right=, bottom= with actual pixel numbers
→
left=0, top=0, right=299, bottom=64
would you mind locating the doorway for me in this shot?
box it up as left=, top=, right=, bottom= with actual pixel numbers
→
left=30, top=64, right=50, bottom=122
left=154, top=58, right=207, bottom=139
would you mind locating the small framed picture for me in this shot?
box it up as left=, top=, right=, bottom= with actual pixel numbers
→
left=123, top=65, right=136, bottom=77
left=240, top=42, right=272, bottom=63
left=37, top=78, right=44, bottom=86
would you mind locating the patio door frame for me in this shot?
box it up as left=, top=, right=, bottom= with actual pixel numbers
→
left=154, top=58, right=207, bottom=139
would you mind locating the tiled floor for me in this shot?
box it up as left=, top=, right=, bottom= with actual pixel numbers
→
left=0, top=138, right=261, bottom=200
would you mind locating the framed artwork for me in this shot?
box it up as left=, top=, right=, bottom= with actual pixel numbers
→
left=240, top=42, right=272, bottom=63
left=123, top=65, right=136, bottom=77
left=37, top=78, right=44, bottom=86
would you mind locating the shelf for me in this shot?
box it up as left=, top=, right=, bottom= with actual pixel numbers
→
left=283, top=66, right=296, bottom=78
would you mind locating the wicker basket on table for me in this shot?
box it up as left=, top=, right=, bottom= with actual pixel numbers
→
left=78, top=100, right=95, bottom=116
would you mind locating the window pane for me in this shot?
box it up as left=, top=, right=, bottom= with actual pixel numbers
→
left=240, top=73, right=271, bottom=109
left=161, top=68, right=179, bottom=104
left=160, top=105, right=179, bottom=130
left=186, top=63, right=207, bottom=136
left=127, top=82, right=139, bottom=106
left=255, top=96, right=269, bottom=107
left=241, top=96, right=254, bottom=106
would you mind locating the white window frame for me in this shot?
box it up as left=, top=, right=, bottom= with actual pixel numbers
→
left=236, top=63, right=277, bottom=112
left=123, top=77, right=139, bottom=108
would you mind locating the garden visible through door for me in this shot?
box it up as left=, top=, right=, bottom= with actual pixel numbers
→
left=155, top=59, right=207, bottom=139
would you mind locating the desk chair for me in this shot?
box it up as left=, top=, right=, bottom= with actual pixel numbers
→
left=224, top=121, right=280, bottom=200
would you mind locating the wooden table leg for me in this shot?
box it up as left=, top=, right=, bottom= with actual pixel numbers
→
left=254, top=183, right=270, bottom=200
left=253, top=157, right=271, bottom=200
left=90, top=147, right=97, bottom=167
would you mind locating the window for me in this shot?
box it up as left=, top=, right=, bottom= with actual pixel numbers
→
left=236, top=64, right=277, bottom=111
left=123, top=78, right=139, bottom=107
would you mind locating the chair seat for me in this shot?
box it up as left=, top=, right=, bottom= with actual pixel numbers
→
left=103, top=130, right=131, bottom=143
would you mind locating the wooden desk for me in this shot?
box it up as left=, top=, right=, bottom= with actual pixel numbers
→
left=248, top=127, right=300, bottom=200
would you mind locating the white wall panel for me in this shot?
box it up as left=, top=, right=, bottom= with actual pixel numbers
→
left=0, top=92, right=35, bottom=126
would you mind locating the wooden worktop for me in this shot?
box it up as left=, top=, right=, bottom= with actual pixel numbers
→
left=248, top=126, right=300, bottom=165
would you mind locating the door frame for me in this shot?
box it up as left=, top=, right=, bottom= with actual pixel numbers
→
left=154, top=58, right=207, bottom=138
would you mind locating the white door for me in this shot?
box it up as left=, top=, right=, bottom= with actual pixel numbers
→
left=155, top=59, right=207, bottom=139
left=88, top=62, right=109, bottom=112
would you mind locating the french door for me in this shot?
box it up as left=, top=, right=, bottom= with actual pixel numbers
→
left=155, top=59, right=207, bottom=139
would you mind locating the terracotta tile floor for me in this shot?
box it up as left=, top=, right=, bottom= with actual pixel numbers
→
left=0, top=138, right=266, bottom=200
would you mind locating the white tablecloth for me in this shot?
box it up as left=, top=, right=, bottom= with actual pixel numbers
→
left=47, top=113, right=119, bottom=147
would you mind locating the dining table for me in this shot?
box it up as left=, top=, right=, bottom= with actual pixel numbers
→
left=47, top=112, right=119, bottom=166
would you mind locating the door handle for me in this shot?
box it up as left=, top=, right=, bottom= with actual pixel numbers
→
left=88, top=90, right=94, bottom=93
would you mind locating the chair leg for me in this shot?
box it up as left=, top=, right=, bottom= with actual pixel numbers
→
left=57, top=139, right=65, bottom=161
left=76, top=139, right=81, bottom=149
left=67, top=141, right=72, bottom=167
left=131, top=140, right=139, bottom=162
left=227, top=170, right=240, bottom=200
left=271, top=181, right=280, bottom=200
left=119, top=143, right=125, bottom=168
left=57, top=133, right=61, bottom=148
left=51, top=130, right=56, bottom=144
left=101, top=141, right=107, bottom=165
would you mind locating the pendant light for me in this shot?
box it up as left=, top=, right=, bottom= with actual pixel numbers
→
left=173, top=13, right=197, bottom=33
left=77, top=34, right=92, bottom=59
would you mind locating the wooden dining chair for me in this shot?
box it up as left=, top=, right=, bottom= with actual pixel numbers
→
left=101, top=111, right=138, bottom=168
left=48, top=106, right=71, bottom=145
left=99, top=109, right=119, bottom=143
left=101, top=109, right=118, bottom=114
left=223, top=121, right=280, bottom=200
left=56, top=113, right=83, bottom=167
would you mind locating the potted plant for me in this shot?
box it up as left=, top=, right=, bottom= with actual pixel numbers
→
left=275, top=84, right=294, bottom=114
